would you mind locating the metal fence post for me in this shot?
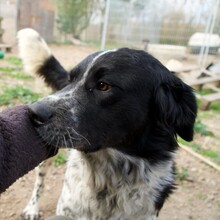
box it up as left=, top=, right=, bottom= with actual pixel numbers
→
left=100, top=0, right=111, bottom=50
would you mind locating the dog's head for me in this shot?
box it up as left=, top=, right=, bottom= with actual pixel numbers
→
left=29, top=48, right=197, bottom=160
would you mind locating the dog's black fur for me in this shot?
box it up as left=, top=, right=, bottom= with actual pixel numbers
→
left=29, top=48, right=197, bottom=217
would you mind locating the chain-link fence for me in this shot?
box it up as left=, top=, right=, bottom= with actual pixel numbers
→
left=84, top=0, right=220, bottom=64
left=0, top=0, right=220, bottom=64
left=83, top=0, right=220, bottom=49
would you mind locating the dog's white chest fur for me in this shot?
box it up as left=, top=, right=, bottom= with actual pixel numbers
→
left=56, top=149, right=174, bottom=220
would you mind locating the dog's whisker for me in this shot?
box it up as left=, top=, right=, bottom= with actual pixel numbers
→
left=55, top=112, right=66, bottom=118
left=60, top=135, right=64, bottom=148
left=66, top=129, right=80, bottom=141
left=61, top=136, right=65, bottom=148
left=66, top=130, right=75, bottom=148
left=63, top=134, right=68, bottom=148
left=46, top=134, right=55, bottom=145
left=55, top=135, right=60, bottom=149
left=69, top=127, right=91, bottom=146
left=74, top=98, right=86, bottom=110
left=49, top=134, right=56, bottom=144
left=70, top=137, right=81, bottom=141
left=47, top=135, right=59, bottom=151
left=66, top=129, right=81, bottom=140
left=68, top=134, right=82, bottom=141
left=57, top=106, right=68, bottom=112
left=42, top=134, right=53, bottom=143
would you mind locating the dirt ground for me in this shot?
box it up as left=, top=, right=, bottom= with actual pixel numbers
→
left=0, top=45, right=220, bottom=220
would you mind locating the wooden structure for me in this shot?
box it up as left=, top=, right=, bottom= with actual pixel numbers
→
left=0, top=17, right=4, bottom=43
left=182, top=69, right=220, bottom=110
left=0, top=16, right=12, bottom=52
left=200, top=93, right=220, bottom=110
left=16, top=0, right=56, bottom=42
left=168, top=63, right=220, bottom=111
left=0, top=44, right=12, bottom=52
left=186, top=74, right=220, bottom=90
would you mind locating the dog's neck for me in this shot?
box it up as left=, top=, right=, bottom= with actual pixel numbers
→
left=84, top=149, right=148, bottom=184
left=57, top=148, right=174, bottom=218
left=68, top=148, right=174, bottom=190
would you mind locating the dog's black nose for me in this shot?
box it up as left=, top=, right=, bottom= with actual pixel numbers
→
left=29, top=102, right=53, bottom=126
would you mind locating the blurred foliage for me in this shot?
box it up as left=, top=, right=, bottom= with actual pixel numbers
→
left=197, top=193, right=208, bottom=201
left=190, top=143, right=220, bottom=163
left=5, top=56, right=22, bottom=66
left=56, top=0, right=93, bottom=39
left=197, top=89, right=213, bottom=96
left=178, top=139, right=220, bottom=164
left=210, top=102, right=220, bottom=112
left=194, top=120, right=214, bottom=136
left=176, top=167, right=189, bottom=181
left=53, top=151, right=67, bottom=167
left=0, top=66, right=18, bottom=73
left=0, top=86, right=41, bottom=106
left=2, top=71, right=33, bottom=80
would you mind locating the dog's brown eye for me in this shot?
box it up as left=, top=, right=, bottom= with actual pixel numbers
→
left=97, top=82, right=111, bottom=91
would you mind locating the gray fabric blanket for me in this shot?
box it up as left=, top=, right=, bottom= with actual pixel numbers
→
left=0, top=105, right=57, bottom=193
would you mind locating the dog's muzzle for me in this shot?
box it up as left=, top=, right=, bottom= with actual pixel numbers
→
left=29, top=102, right=53, bottom=126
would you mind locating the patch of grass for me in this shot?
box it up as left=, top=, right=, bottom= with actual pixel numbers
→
left=0, top=85, right=41, bottom=106
left=197, top=193, right=208, bottom=201
left=189, top=143, right=219, bottom=160
left=0, top=66, right=16, bottom=73
left=53, top=152, right=67, bottom=167
left=4, top=71, right=33, bottom=80
left=0, top=62, right=32, bottom=80
left=178, top=138, right=220, bottom=164
left=197, top=95, right=220, bottom=112
left=196, top=98, right=201, bottom=106
left=197, top=89, right=213, bottom=96
left=201, top=149, right=220, bottom=160
left=188, top=142, right=202, bottom=151
left=177, top=137, right=187, bottom=146
left=198, top=110, right=215, bottom=119
left=176, top=167, right=189, bottom=181
left=212, top=154, right=220, bottom=163
left=210, top=102, right=220, bottom=112
left=194, top=120, right=214, bottom=136
left=52, top=39, right=73, bottom=45
left=5, top=56, right=22, bottom=66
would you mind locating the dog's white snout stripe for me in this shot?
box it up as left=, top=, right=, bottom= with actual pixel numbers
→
left=80, top=49, right=117, bottom=86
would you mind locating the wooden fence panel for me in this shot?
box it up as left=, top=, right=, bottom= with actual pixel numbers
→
left=17, top=0, right=55, bottom=42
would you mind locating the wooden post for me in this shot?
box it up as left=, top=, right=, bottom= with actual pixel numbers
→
left=0, top=17, right=4, bottom=43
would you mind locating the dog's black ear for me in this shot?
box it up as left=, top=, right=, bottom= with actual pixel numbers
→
left=155, top=77, right=197, bottom=141
left=38, top=56, right=69, bottom=91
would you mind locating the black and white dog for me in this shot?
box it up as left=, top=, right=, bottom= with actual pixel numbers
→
left=18, top=29, right=197, bottom=220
